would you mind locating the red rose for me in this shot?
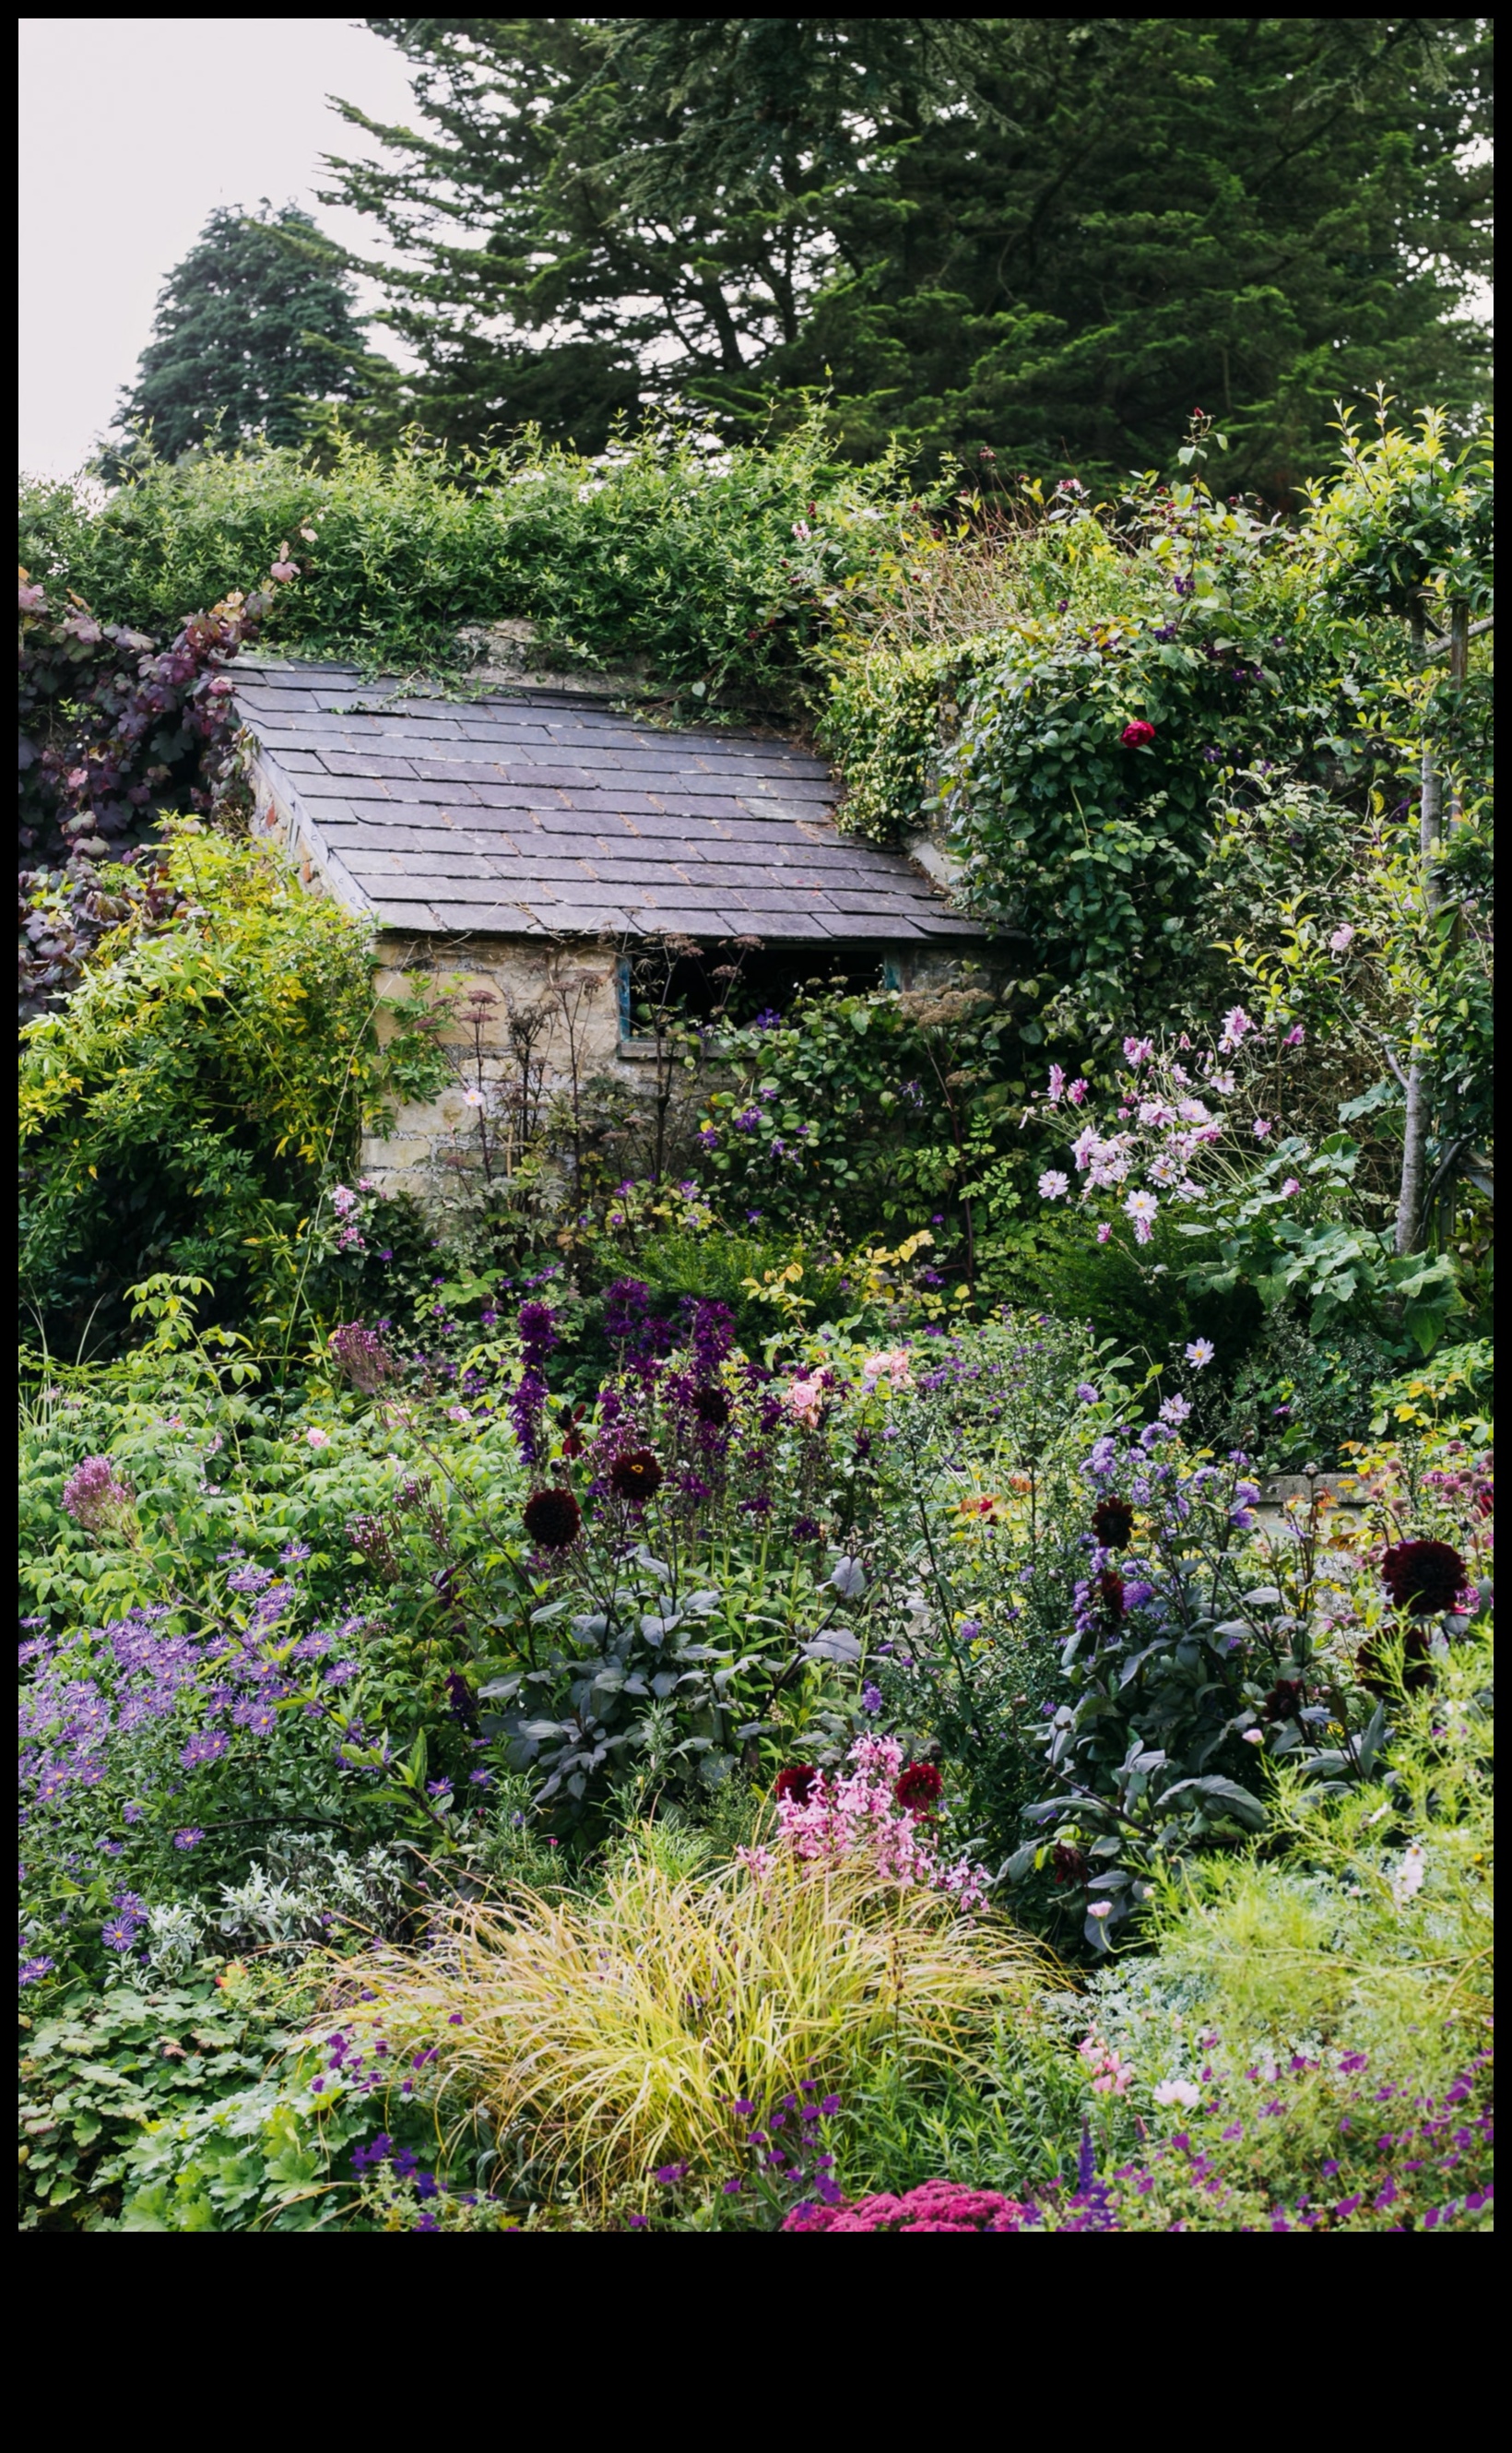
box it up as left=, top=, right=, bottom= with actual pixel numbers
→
left=1121, top=719, right=1157, bottom=748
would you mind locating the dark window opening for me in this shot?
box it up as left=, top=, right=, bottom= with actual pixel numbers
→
left=620, top=942, right=889, bottom=1041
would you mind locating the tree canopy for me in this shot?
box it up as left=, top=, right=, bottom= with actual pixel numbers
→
left=321, top=15, right=1494, bottom=486
left=106, top=202, right=371, bottom=468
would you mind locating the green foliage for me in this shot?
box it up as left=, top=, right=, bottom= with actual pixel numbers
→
left=328, top=18, right=1492, bottom=490
left=18, top=414, right=897, bottom=705
left=18, top=1967, right=311, bottom=2230
left=18, top=828, right=443, bottom=1345
left=102, top=203, right=370, bottom=472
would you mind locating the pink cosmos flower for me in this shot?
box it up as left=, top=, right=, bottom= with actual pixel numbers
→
left=1039, top=1170, right=1070, bottom=1200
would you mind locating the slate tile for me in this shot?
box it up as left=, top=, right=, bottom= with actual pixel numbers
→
left=817, top=913, right=927, bottom=940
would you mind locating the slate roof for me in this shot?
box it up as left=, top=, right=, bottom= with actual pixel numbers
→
left=234, top=658, right=985, bottom=943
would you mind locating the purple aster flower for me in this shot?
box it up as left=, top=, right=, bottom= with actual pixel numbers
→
left=172, top=1827, right=205, bottom=1850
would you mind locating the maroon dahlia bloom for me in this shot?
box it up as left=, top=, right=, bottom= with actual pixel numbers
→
left=522, top=1487, right=582, bottom=1550
left=894, top=1760, right=944, bottom=1814
left=1052, top=1843, right=1089, bottom=1887
left=1262, top=1678, right=1304, bottom=1724
left=1098, top=1570, right=1127, bottom=1622
left=692, top=1385, right=731, bottom=1428
left=1381, top=1539, right=1467, bottom=1618
left=1093, top=1497, right=1135, bottom=1550
left=774, top=1764, right=818, bottom=1807
left=608, top=1449, right=664, bottom=1505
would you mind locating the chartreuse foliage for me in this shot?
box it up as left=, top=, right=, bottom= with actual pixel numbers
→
left=336, top=1843, right=1056, bottom=2211
left=18, top=826, right=445, bottom=1343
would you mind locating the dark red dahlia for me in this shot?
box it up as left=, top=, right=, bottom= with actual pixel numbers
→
left=522, top=1487, right=582, bottom=1550
left=1381, top=1539, right=1467, bottom=1617
left=1052, top=1843, right=1089, bottom=1886
left=1098, top=1570, right=1127, bottom=1622
left=692, top=1385, right=731, bottom=1428
left=894, top=1760, right=944, bottom=1814
left=774, top=1764, right=818, bottom=1807
left=608, top=1449, right=664, bottom=1504
left=1093, top=1497, right=1135, bottom=1550
left=1262, top=1678, right=1304, bottom=1724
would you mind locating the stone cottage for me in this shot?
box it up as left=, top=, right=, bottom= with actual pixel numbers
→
left=232, top=656, right=988, bottom=1195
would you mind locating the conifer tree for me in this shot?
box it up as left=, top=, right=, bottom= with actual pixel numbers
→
left=107, top=201, right=369, bottom=466
left=326, top=17, right=1493, bottom=488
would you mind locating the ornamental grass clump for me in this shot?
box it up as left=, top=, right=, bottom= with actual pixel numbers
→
left=336, top=1844, right=1058, bottom=2207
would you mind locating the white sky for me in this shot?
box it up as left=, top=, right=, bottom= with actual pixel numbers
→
left=18, top=18, right=421, bottom=477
